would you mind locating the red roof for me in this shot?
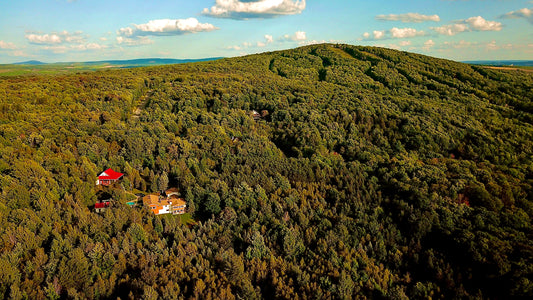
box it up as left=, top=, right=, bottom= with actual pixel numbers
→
left=98, top=168, right=124, bottom=180
left=95, top=202, right=110, bottom=208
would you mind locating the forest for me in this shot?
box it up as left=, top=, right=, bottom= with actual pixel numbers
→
left=0, top=43, right=532, bottom=299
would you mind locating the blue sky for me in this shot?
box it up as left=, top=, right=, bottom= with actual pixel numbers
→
left=0, top=0, right=531, bottom=63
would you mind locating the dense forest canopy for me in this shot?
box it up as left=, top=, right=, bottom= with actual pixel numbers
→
left=0, top=44, right=532, bottom=299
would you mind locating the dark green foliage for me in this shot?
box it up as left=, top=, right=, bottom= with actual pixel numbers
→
left=0, top=44, right=532, bottom=299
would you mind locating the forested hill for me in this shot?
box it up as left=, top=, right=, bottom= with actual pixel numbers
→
left=0, top=44, right=532, bottom=299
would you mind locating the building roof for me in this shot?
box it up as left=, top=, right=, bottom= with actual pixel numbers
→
left=142, top=194, right=160, bottom=206
left=165, top=187, right=180, bottom=196
left=95, top=202, right=110, bottom=209
left=98, top=168, right=124, bottom=180
left=173, top=198, right=187, bottom=207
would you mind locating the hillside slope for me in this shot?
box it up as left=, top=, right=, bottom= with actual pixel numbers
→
left=0, top=44, right=532, bottom=299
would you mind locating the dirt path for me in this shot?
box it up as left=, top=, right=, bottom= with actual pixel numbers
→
left=132, top=89, right=154, bottom=119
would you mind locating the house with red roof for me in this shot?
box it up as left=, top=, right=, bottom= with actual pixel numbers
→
left=94, top=200, right=110, bottom=213
left=96, top=168, right=124, bottom=186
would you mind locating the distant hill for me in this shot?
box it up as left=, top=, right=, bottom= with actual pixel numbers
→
left=65, top=57, right=224, bottom=67
left=1, top=57, right=224, bottom=76
left=464, top=60, right=533, bottom=67
left=13, top=60, right=46, bottom=65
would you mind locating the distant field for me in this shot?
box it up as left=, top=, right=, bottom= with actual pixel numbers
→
left=484, top=66, right=533, bottom=73
left=0, top=64, right=112, bottom=76
left=0, top=57, right=223, bottom=77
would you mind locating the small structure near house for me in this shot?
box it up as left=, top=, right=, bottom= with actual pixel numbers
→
left=95, top=200, right=110, bottom=213
left=96, top=168, right=124, bottom=186
left=143, top=190, right=187, bottom=215
left=251, top=110, right=269, bottom=121
left=251, top=110, right=261, bottom=121
left=165, top=187, right=180, bottom=198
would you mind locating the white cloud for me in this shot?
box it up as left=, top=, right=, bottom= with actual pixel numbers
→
left=62, top=30, right=85, bottom=43
left=486, top=40, right=498, bottom=51
left=294, top=31, right=306, bottom=41
left=25, top=33, right=62, bottom=44
left=0, top=40, right=17, bottom=50
left=86, top=43, right=107, bottom=50
left=431, top=24, right=469, bottom=36
left=226, top=30, right=307, bottom=51
left=423, top=39, right=435, bottom=51
left=226, top=45, right=242, bottom=50
left=42, top=42, right=108, bottom=53
left=119, top=18, right=218, bottom=37
left=387, top=40, right=412, bottom=50
left=363, top=28, right=424, bottom=40
left=373, top=30, right=385, bottom=39
left=443, top=40, right=475, bottom=49
left=25, top=31, right=86, bottom=45
left=465, top=16, right=502, bottom=31
left=41, top=45, right=69, bottom=53
left=390, top=27, right=425, bottom=38
left=202, top=0, right=306, bottom=19
left=432, top=16, right=501, bottom=36
left=116, top=36, right=154, bottom=46
left=376, top=13, right=440, bottom=23
left=282, top=31, right=307, bottom=41
left=502, top=8, right=533, bottom=24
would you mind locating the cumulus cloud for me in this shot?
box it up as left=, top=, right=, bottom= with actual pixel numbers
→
left=431, top=24, right=469, bottom=36
left=293, top=31, right=306, bottom=41
left=373, top=30, right=385, bottom=39
left=432, top=16, right=501, bottom=36
left=226, top=45, right=242, bottom=50
left=363, top=28, right=425, bottom=40
left=390, top=27, right=425, bottom=38
left=25, top=31, right=86, bottom=45
left=281, top=31, right=307, bottom=42
left=70, top=44, right=104, bottom=51
left=443, top=40, right=475, bottom=49
left=202, top=0, right=306, bottom=19
left=501, top=8, right=533, bottom=24
left=257, top=34, right=275, bottom=47
left=25, top=33, right=63, bottom=44
left=465, top=16, right=502, bottom=31
left=118, top=18, right=218, bottom=37
left=0, top=40, right=17, bottom=50
left=423, top=39, right=435, bottom=51
left=41, top=45, right=69, bottom=53
left=116, top=36, right=154, bottom=46
left=42, top=42, right=108, bottom=53
left=376, top=13, right=440, bottom=23
left=226, top=31, right=306, bottom=51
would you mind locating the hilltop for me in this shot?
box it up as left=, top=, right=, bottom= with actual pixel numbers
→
left=0, top=44, right=531, bottom=299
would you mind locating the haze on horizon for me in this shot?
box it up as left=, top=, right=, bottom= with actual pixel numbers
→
left=0, top=0, right=531, bottom=64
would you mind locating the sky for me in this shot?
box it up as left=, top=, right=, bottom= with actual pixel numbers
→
left=0, top=0, right=532, bottom=63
